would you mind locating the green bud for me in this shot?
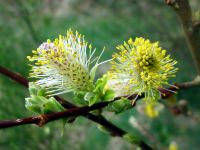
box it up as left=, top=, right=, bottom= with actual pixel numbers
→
left=107, top=98, right=132, bottom=113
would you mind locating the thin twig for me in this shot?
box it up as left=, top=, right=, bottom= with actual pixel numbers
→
left=0, top=66, right=28, bottom=87
left=0, top=110, right=152, bottom=150
left=0, top=101, right=110, bottom=129
left=177, top=76, right=200, bottom=89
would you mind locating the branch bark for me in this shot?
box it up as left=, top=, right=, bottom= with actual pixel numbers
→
left=0, top=101, right=111, bottom=129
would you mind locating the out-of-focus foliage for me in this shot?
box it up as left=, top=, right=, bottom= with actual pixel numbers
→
left=0, top=0, right=200, bottom=150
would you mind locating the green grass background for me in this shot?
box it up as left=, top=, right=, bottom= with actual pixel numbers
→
left=0, top=0, right=200, bottom=149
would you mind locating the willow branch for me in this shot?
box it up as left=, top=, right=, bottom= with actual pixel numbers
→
left=0, top=112, right=152, bottom=150
left=0, top=101, right=152, bottom=149
left=0, top=110, right=152, bottom=150
left=0, top=66, right=154, bottom=149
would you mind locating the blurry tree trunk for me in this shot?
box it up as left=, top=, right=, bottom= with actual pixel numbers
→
left=166, top=0, right=200, bottom=75
left=15, top=0, right=40, bottom=44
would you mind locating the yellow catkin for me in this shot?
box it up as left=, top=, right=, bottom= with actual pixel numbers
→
left=108, top=37, right=178, bottom=100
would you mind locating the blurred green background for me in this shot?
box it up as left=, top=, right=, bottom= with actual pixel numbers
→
left=0, top=0, right=200, bottom=150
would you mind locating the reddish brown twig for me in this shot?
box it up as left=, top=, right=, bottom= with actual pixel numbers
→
left=0, top=66, right=28, bottom=87
left=0, top=116, right=41, bottom=129
left=0, top=110, right=152, bottom=150
left=0, top=101, right=110, bottom=129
